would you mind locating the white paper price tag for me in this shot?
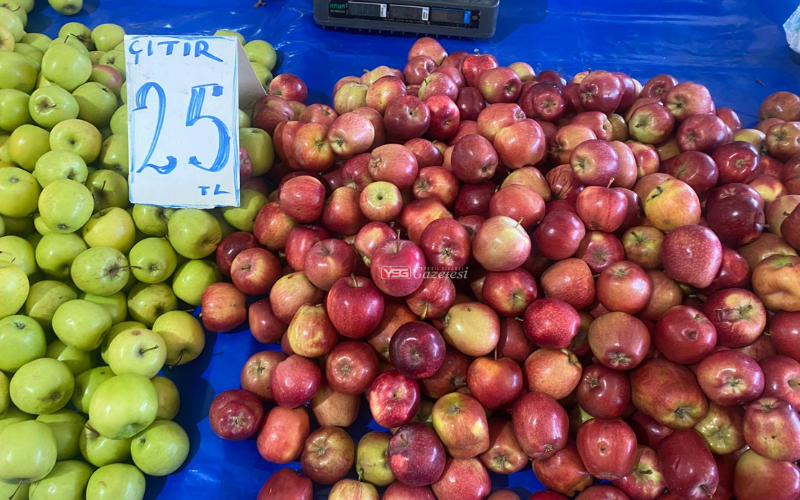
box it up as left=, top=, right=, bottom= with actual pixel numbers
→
left=124, top=35, right=265, bottom=208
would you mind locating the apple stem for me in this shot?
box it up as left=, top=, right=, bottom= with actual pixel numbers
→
left=607, top=178, right=615, bottom=188
left=170, top=351, right=185, bottom=369
left=140, top=345, right=160, bottom=354
left=351, top=274, right=358, bottom=287
left=515, top=218, right=524, bottom=228
left=8, top=481, right=21, bottom=500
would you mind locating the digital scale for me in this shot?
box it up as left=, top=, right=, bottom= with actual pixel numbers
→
left=313, top=0, right=500, bottom=38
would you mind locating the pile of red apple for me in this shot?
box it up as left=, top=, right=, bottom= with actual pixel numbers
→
left=202, top=36, right=800, bottom=500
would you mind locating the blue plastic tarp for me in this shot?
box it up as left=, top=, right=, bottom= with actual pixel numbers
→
left=26, top=0, right=800, bottom=498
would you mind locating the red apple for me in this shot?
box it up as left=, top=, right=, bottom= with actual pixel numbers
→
left=576, top=186, right=628, bottom=233
left=367, top=370, right=420, bottom=428
left=462, top=53, right=499, bottom=88
left=628, top=103, right=675, bottom=144
left=629, top=410, right=674, bottom=449
left=389, top=321, right=445, bottom=379
left=480, top=419, right=528, bottom=475
left=431, top=392, right=490, bottom=459
left=408, top=37, right=447, bottom=64
left=201, top=283, right=246, bottom=332
left=467, top=357, right=523, bottom=410
left=248, top=299, right=286, bottom=344
left=520, top=82, right=567, bottom=122
left=389, top=422, right=447, bottom=486
left=498, top=317, right=535, bottom=362
left=760, top=91, right=800, bottom=121
left=523, top=298, right=581, bottom=349
left=366, top=75, right=407, bottom=114
left=579, top=71, right=623, bottom=114
left=270, top=355, right=322, bottom=408
left=472, top=215, right=531, bottom=272
left=369, top=144, right=419, bottom=190
left=451, top=134, right=499, bottom=184
left=327, top=112, right=376, bottom=156
left=300, top=103, right=338, bottom=127
left=257, top=405, right=310, bottom=463
left=760, top=354, right=800, bottom=408
left=664, top=82, right=714, bottom=121
left=384, top=483, right=436, bottom=500
left=441, top=301, right=500, bottom=357
left=254, top=202, right=299, bottom=250
left=406, top=275, right=456, bottom=320
left=654, top=306, right=717, bottom=365
left=658, top=429, right=719, bottom=500
left=252, top=95, right=295, bottom=134
left=578, top=364, right=631, bottom=419
left=631, top=359, right=709, bottom=429
left=370, top=239, right=425, bottom=297
left=270, top=271, right=324, bottom=323
left=662, top=151, right=719, bottom=195
left=431, top=458, right=491, bottom=500
left=577, top=418, right=637, bottom=480
left=354, top=221, right=396, bottom=267
left=419, top=218, right=471, bottom=271
left=734, top=449, right=800, bottom=500
left=269, top=73, right=307, bottom=102
left=524, top=348, right=583, bottom=400
left=483, top=268, right=538, bottom=317
left=256, top=468, right=312, bottom=500
left=209, top=389, right=264, bottom=441
left=478, top=67, right=522, bottom=103
left=476, top=102, right=525, bottom=142
left=384, top=95, right=431, bottom=141
left=301, top=426, right=355, bottom=484
left=414, top=166, right=459, bottom=206
left=596, top=261, right=652, bottom=314
left=576, top=231, right=625, bottom=274
left=570, top=139, right=621, bottom=187
left=216, top=232, right=260, bottom=277
left=229, top=247, right=281, bottom=296
left=717, top=107, right=743, bottom=132
left=405, top=55, right=436, bottom=85
left=661, top=224, right=723, bottom=289
left=676, top=114, right=732, bottom=153
left=293, top=122, right=336, bottom=172
left=325, top=340, right=379, bottom=396
left=769, top=312, right=800, bottom=361
left=327, top=275, right=385, bottom=339
left=703, top=288, right=766, bottom=348
left=456, top=87, right=487, bottom=121
left=512, top=391, right=569, bottom=459
left=333, top=82, right=369, bottom=114
left=640, top=74, right=678, bottom=102
left=712, top=141, right=760, bottom=185
left=589, top=312, right=651, bottom=371
left=696, top=350, right=765, bottom=406
left=534, top=210, right=586, bottom=260
left=743, top=396, right=800, bottom=461
left=420, top=346, right=469, bottom=399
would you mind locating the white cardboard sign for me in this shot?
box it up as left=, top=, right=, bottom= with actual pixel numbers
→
left=124, top=35, right=266, bottom=208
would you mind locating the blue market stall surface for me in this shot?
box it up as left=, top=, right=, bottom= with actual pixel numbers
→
left=28, top=0, right=800, bottom=498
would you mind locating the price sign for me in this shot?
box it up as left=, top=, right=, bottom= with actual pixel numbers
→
left=124, top=35, right=266, bottom=208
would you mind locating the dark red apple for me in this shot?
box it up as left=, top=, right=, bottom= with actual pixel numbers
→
left=326, top=275, right=385, bottom=339
left=577, top=364, right=631, bottom=419
left=216, top=232, right=260, bottom=277
left=523, top=298, right=581, bottom=349
left=658, top=430, right=719, bottom=500
left=209, top=389, right=264, bottom=441
left=389, top=422, right=447, bottom=487
left=326, top=340, right=379, bottom=395
left=389, top=321, right=445, bottom=379
left=654, top=306, right=717, bottom=365
left=367, top=370, right=420, bottom=428
left=577, top=418, right=637, bottom=480
left=301, top=426, right=355, bottom=484
left=512, top=391, right=569, bottom=459
left=256, top=468, right=312, bottom=500
left=534, top=210, right=586, bottom=260
left=270, top=355, right=322, bottom=408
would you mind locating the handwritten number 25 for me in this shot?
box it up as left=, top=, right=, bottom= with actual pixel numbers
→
left=133, top=82, right=230, bottom=175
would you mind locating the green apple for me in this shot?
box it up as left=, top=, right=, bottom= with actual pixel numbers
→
left=28, top=460, right=93, bottom=500
left=99, top=321, right=144, bottom=364
left=0, top=235, right=36, bottom=275
left=151, top=376, right=179, bottom=420
left=129, top=238, right=176, bottom=284
left=0, top=134, right=10, bottom=163
left=45, top=340, right=94, bottom=376
left=250, top=62, right=273, bottom=90
left=0, top=24, right=15, bottom=52
left=88, top=374, right=158, bottom=439
left=48, top=35, right=88, bottom=56
left=0, top=216, right=5, bottom=237
left=213, top=29, right=245, bottom=45
left=130, top=419, right=189, bottom=476
left=0, top=420, right=57, bottom=483
left=29, top=86, right=80, bottom=129
left=49, top=118, right=101, bottom=163
left=0, top=88, right=31, bottom=132
left=109, top=105, right=126, bottom=135
left=20, top=32, right=50, bottom=51
left=131, top=205, right=174, bottom=237
left=72, top=82, right=116, bottom=128
left=34, top=217, right=54, bottom=237
left=97, top=134, right=128, bottom=178
left=0, top=50, right=36, bottom=92
left=0, top=404, right=33, bottom=434
left=0, top=8, right=23, bottom=42
left=92, top=24, right=125, bottom=52
left=8, top=124, right=50, bottom=172
left=69, top=246, right=130, bottom=298
left=0, top=476, right=29, bottom=500
left=87, top=50, right=104, bottom=65
left=87, top=168, right=129, bottom=211
left=0, top=167, right=39, bottom=218
left=0, top=314, right=46, bottom=372
left=33, top=150, right=87, bottom=187
left=171, top=259, right=220, bottom=306
left=38, top=178, right=94, bottom=233
left=244, top=40, right=276, bottom=71
left=106, top=328, right=166, bottom=378
left=52, top=299, right=112, bottom=351
left=221, top=189, right=267, bottom=232
left=24, top=280, right=77, bottom=330
left=71, top=366, right=112, bottom=414
left=166, top=209, right=222, bottom=259
left=10, top=358, right=74, bottom=414
left=151, top=310, right=205, bottom=366
left=58, top=22, right=92, bottom=48
left=239, top=127, right=274, bottom=176
left=81, top=206, right=135, bottom=253
left=3, top=215, right=34, bottom=237
left=0, top=371, right=8, bottom=414
left=0, top=0, right=26, bottom=26
left=80, top=291, right=126, bottom=325
left=79, top=426, right=130, bottom=467
left=127, top=282, right=177, bottom=327
left=41, top=44, right=91, bottom=92
left=48, top=0, right=82, bottom=16
left=90, top=24, right=124, bottom=52
left=98, top=50, right=124, bottom=78
left=35, top=233, right=86, bottom=279
left=24, top=230, right=40, bottom=252
left=86, top=463, right=145, bottom=500
left=36, top=410, right=86, bottom=461
left=15, top=43, right=44, bottom=72
left=238, top=109, right=250, bottom=129
left=0, top=261, right=28, bottom=319
left=119, top=81, right=126, bottom=104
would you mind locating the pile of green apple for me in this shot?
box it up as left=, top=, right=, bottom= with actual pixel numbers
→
left=0, top=7, right=279, bottom=500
